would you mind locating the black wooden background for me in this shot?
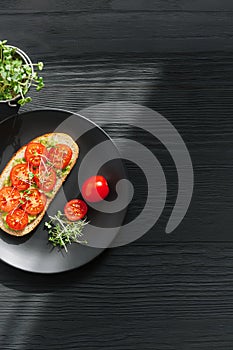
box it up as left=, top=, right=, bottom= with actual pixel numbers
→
left=1, top=1, right=233, bottom=349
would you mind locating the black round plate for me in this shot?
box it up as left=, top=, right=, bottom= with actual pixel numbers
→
left=0, top=109, right=127, bottom=273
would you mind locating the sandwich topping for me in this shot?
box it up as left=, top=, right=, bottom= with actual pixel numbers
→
left=0, top=137, right=73, bottom=231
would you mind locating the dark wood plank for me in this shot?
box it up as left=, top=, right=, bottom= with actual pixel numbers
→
left=1, top=243, right=233, bottom=349
left=0, top=0, right=111, bottom=13
left=112, top=0, right=233, bottom=11
left=1, top=12, right=233, bottom=55
left=2, top=0, right=233, bottom=13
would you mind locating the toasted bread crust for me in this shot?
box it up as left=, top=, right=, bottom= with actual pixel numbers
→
left=0, top=133, right=79, bottom=236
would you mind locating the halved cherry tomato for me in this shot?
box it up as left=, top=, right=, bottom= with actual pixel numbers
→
left=0, top=186, right=21, bottom=212
left=64, top=199, right=88, bottom=221
left=34, top=165, right=57, bottom=192
left=6, top=208, right=28, bottom=231
left=10, top=163, right=30, bottom=191
left=81, top=175, right=109, bottom=202
left=22, top=189, right=47, bottom=215
left=25, top=142, right=48, bottom=167
left=48, top=144, right=72, bottom=169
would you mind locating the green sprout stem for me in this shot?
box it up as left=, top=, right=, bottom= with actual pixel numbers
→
left=45, top=211, right=88, bottom=253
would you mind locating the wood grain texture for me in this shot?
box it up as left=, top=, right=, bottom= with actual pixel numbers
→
left=1, top=1, right=233, bottom=349
left=111, top=0, right=233, bottom=11
left=2, top=243, right=233, bottom=349
left=1, top=1, right=233, bottom=55
left=2, top=0, right=233, bottom=12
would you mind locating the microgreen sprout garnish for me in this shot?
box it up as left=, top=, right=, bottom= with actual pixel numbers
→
left=45, top=210, right=88, bottom=252
left=0, top=40, right=44, bottom=105
left=28, top=171, right=34, bottom=180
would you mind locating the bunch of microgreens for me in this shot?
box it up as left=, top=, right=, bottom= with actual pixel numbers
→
left=45, top=211, right=88, bottom=252
left=0, top=40, right=44, bottom=106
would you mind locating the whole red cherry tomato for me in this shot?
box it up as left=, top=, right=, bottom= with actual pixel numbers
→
left=81, top=175, right=109, bottom=202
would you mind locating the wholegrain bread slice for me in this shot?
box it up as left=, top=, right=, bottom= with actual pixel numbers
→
left=0, top=133, right=79, bottom=236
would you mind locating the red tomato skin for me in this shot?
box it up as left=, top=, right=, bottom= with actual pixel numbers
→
left=81, top=175, right=109, bottom=203
left=25, top=142, right=48, bottom=167
left=34, top=166, right=57, bottom=192
left=6, top=208, right=28, bottom=231
left=48, top=144, right=72, bottom=169
left=10, top=163, right=30, bottom=191
left=0, top=187, right=21, bottom=212
left=22, top=189, right=47, bottom=215
left=64, top=199, right=88, bottom=221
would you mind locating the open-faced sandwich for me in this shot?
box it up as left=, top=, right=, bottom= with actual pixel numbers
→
left=0, top=133, right=79, bottom=236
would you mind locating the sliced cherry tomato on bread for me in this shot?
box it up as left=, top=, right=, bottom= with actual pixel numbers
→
left=34, top=165, right=57, bottom=192
left=10, top=163, right=30, bottom=191
left=6, top=208, right=28, bottom=231
left=22, top=189, right=47, bottom=215
left=48, top=144, right=72, bottom=169
left=25, top=142, right=48, bottom=167
left=81, top=175, right=109, bottom=202
left=64, top=199, right=88, bottom=221
left=0, top=186, right=21, bottom=212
